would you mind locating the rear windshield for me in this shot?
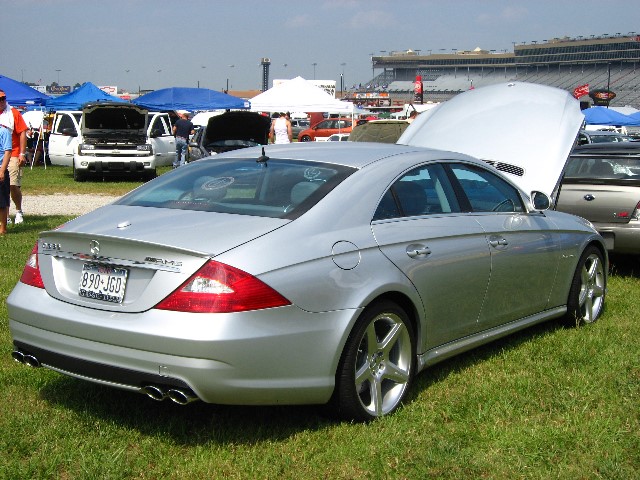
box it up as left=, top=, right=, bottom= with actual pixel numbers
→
left=565, top=154, right=640, bottom=182
left=116, top=157, right=355, bottom=219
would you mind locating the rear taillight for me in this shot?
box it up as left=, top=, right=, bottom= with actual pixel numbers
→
left=632, top=201, right=640, bottom=220
left=19, top=243, right=44, bottom=289
left=155, top=260, right=291, bottom=313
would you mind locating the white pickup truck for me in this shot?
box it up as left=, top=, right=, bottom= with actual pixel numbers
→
left=48, top=102, right=176, bottom=181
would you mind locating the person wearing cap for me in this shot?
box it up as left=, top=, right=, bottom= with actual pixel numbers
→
left=0, top=89, right=28, bottom=224
left=172, top=110, right=194, bottom=168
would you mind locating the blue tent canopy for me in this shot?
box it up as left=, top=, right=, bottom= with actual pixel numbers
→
left=133, top=87, right=249, bottom=111
left=0, top=75, right=50, bottom=107
left=583, top=106, right=640, bottom=126
left=45, top=82, right=127, bottom=111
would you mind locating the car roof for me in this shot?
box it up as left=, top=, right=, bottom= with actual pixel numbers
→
left=215, top=141, right=469, bottom=170
left=581, top=130, right=623, bottom=135
left=572, top=142, right=640, bottom=155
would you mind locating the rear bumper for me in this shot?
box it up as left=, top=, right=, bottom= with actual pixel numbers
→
left=8, top=283, right=357, bottom=406
left=595, top=219, right=640, bottom=254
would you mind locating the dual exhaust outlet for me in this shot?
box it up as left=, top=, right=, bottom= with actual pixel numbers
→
left=141, top=385, right=199, bottom=405
left=12, top=349, right=199, bottom=406
left=12, top=349, right=41, bottom=368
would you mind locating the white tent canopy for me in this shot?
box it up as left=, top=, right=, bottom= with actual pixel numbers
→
left=250, top=76, right=353, bottom=114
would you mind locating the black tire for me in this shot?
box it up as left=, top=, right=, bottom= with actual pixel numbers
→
left=73, top=163, right=85, bottom=182
left=299, top=135, right=312, bottom=142
left=329, top=300, right=415, bottom=421
left=143, top=169, right=157, bottom=182
left=565, top=245, right=606, bottom=326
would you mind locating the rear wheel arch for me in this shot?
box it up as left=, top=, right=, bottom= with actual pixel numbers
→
left=329, top=297, right=417, bottom=421
left=369, top=292, right=421, bottom=342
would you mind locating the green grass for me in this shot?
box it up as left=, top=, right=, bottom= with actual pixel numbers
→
left=1, top=177, right=639, bottom=478
left=20, top=164, right=173, bottom=196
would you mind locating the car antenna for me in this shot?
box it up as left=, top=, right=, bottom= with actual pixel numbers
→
left=256, top=147, right=269, bottom=166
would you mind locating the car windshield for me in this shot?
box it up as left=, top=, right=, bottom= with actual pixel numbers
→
left=116, top=157, right=355, bottom=219
left=565, top=154, right=640, bottom=180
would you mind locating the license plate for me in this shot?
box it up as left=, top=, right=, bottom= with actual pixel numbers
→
left=79, top=263, right=128, bottom=303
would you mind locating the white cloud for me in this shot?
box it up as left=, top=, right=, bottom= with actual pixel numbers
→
left=285, top=14, right=313, bottom=28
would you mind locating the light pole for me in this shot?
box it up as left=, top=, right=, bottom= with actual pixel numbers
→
left=312, top=62, right=317, bottom=79
left=340, top=62, right=346, bottom=96
left=199, top=66, right=206, bottom=88
left=55, top=69, right=61, bottom=84
left=226, top=65, right=234, bottom=93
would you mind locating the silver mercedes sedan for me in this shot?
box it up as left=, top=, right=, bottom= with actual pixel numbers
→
left=7, top=83, right=608, bottom=421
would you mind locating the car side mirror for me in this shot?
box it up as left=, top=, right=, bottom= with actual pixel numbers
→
left=531, top=191, right=550, bottom=211
left=62, top=128, right=77, bottom=137
left=149, top=129, right=162, bottom=138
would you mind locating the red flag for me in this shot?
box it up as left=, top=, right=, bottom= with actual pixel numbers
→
left=573, top=83, right=589, bottom=99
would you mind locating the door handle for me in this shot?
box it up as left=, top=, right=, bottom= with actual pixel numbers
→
left=406, top=244, right=431, bottom=258
left=488, top=237, right=509, bottom=247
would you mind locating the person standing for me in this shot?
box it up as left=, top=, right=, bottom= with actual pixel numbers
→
left=0, top=124, right=13, bottom=234
left=172, top=110, right=194, bottom=168
left=0, top=90, right=28, bottom=224
left=269, top=112, right=293, bottom=144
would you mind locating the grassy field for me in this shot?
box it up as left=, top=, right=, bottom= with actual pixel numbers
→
left=17, top=164, right=173, bottom=196
left=1, top=169, right=638, bottom=479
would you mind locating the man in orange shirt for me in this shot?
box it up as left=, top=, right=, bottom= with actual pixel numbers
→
left=0, top=89, right=28, bottom=224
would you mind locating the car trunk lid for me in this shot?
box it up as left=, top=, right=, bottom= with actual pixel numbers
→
left=556, top=182, right=640, bottom=224
left=36, top=206, right=288, bottom=313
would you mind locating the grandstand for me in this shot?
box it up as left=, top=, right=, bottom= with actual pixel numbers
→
left=349, top=33, right=640, bottom=109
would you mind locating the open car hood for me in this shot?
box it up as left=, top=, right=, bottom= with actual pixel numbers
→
left=397, top=82, right=584, bottom=198
left=81, top=102, right=148, bottom=136
left=204, top=111, right=271, bottom=145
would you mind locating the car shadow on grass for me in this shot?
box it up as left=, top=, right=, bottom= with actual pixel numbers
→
left=36, top=318, right=573, bottom=444
left=406, top=317, right=568, bottom=403
left=608, top=253, right=640, bottom=278
left=38, top=376, right=333, bottom=444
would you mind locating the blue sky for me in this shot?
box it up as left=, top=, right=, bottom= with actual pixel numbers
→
left=3, top=0, right=638, bottom=93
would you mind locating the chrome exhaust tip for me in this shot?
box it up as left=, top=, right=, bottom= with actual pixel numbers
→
left=141, top=385, right=166, bottom=401
left=11, top=350, right=25, bottom=364
left=166, top=388, right=199, bottom=405
left=24, top=354, right=40, bottom=368
left=23, top=354, right=41, bottom=368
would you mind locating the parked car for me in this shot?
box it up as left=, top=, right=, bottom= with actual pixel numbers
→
left=8, top=82, right=606, bottom=422
left=556, top=142, right=640, bottom=254
left=318, top=133, right=350, bottom=142
left=577, top=130, right=631, bottom=145
left=188, top=111, right=271, bottom=161
left=349, top=119, right=410, bottom=143
left=48, top=103, right=176, bottom=181
left=297, top=117, right=362, bottom=142
left=290, top=118, right=310, bottom=138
